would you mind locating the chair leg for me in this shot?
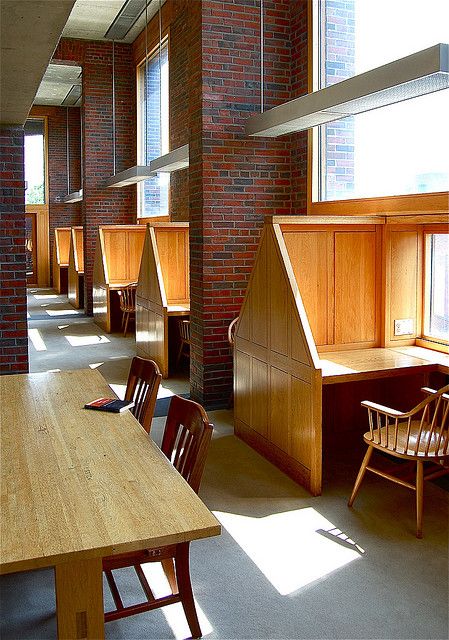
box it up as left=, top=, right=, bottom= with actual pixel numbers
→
left=123, top=312, right=129, bottom=337
left=176, top=340, right=184, bottom=368
left=348, top=445, right=373, bottom=507
left=416, top=460, right=424, bottom=539
left=161, top=557, right=178, bottom=594
left=175, top=543, right=201, bottom=639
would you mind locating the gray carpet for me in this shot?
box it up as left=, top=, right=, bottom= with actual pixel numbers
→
left=1, top=290, right=448, bottom=640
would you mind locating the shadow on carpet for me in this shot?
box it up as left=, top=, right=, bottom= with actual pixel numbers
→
left=154, top=393, right=189, bottom=417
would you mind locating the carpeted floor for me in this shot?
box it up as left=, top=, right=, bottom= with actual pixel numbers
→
left=1, top=289, right=448, bottom=640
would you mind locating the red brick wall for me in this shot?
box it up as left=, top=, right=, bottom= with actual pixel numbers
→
left=53, top=39, right=137, bottom=313
left=169, top=0, right=189, bottom=221
left=188, top=0, right=308, bottom=407
left=31, top=105, right=82, bottom=281
left=0, top=126, right=28, bottom=374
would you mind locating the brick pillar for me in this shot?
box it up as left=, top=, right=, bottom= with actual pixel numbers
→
left=0, top=125, right=28, bottom=374
left=188, top=0, right=298, bottom=408
left=53, top=39, right=136, bottom=314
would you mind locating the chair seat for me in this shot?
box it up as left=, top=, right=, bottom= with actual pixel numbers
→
left=364, top=422, right=449, bottom=459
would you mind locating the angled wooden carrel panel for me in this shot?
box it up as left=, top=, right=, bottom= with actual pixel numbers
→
left=68, top=227, right=84, bottom=309
left=136, top=223, right=190, bottom=378
left=234, top=222, right=323, bottom=495
left=93, top=225, right=147, bottom=333
left=52, top=227, right=71, bottom=294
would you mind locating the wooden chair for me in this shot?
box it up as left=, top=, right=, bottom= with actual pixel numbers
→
left=103, top=395, right=214, bottom=638
left=227, top=316, right=239, bottom=348
left=125, top=356, right=162, bottom=434
left=348, top=384, right=449, bottom=538
left=176, top=318, right=191, bottom=368
left=227, top=316, right=239, bottom=407
left=119, top=283, right=137, bottom=336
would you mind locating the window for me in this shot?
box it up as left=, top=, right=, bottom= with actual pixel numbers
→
left=424, top=232, right=449, bottom=344
left=137, top=40, right=169, bottom=218
left=24, top=118, right=46, bottom=204
left=313, top=0, right=449, bottom=203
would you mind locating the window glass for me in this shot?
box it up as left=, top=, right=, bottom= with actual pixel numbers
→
left=316, top=0, right=449, bottom=202
left=425, top=234, right=449, bottom=343
left=24, top=119, right=45, bottom=204
left=137, top=40, right=169, bottom=218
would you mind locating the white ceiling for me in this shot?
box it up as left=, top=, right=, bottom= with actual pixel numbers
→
left=0, top=0, right=163, bottom=119
left=34, top=0, right=164, bottom=108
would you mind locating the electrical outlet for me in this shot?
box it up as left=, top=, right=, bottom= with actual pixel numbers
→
left=394, top=318, right=414, bottom=336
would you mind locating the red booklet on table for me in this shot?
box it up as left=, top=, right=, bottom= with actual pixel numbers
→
left=84, top=398, right=134, bottom=413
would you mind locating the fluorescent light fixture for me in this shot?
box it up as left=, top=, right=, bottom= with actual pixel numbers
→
left=105, top=165, right=155, bottom=187
left=62, top=189, right=83, bottom=203
left=149, top=144, right=189, bottom=173
left=104, top=0, right=149, bottom=41
left=246, top=43, right=449, bottom=137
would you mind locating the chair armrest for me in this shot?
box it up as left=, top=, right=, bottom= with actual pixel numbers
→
left=361, top=400, right=403, bottom=418
left=421, top=386, right=449, bottom=400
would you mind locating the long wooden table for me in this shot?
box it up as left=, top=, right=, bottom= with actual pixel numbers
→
left=0, top=369, right=220, bottom=639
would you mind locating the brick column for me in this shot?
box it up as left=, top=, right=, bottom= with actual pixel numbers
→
left=53, top=39, right=136, bottom=314
left=0, top=125, right=28, bottom=374
left=188, top=0, right=300, bottom=408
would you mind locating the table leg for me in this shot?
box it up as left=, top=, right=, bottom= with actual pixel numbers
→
left=55, top=557, right=104, bottom=640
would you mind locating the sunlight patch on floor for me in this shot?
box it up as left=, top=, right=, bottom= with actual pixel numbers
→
left=65, top=335, right=110, bottom=346
left=214, top=507, right=364, bottom=596
left=141, top=563, right=213, bottom=639
left=158, top=383, right=177, bottom=399
left=28, top=328, right=47, bottom=352
left=45, top=309, right=80, bottom=317
left=33, top=294, right=58, bottom=299
left=109, top=383, right=126, bottom=399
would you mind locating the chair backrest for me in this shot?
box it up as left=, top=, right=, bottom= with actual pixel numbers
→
left=161, top=395, right=213, bottom=493
left=365, top=384, right=449, bottom=457
left=178, top=319, right=190, bottom=343
left=228, top=316, right=239, bottom=347
left=125, top=357, right=162, bottom=433
left=120, top=283, right=137, bottom=313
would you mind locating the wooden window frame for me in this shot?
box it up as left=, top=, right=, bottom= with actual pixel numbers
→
left=135, top=34, right=170, bottom=219
left=417, top=225, right=449, bottom=352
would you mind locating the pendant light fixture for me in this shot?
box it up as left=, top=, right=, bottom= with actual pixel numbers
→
left=148, top=0, right=189, bottom=174
left=245, top=42, right=449, bottom=137
left=106, top=1, right=155, bottom=187
left=62, top=106, right=83, bottom=202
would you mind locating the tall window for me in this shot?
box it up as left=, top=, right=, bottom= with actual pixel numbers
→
left=24, top=118, right=46, bottom=204
left=137, top=40, right=169, bottom=218
left=424, top=232, right=449, bottom=344
left=314, top=0, right=449, bottom=202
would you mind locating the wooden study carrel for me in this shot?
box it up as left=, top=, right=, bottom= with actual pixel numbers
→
left=136, top=223, right=190, bottom=378
left=234, top=215, right=449, bottom=495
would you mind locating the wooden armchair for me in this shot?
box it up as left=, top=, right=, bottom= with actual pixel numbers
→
left=176, top=318, right=191, bottom=368
left=125, top=357, right=162, bottom=434
left=103, top=395, right=214, bottom=638
left=348, top=384, right=449, bottom=538
left=119, top=283, right=137, bottom=336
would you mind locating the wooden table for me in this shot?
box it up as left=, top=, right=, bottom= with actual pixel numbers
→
left=0, top=369, right=220, bottom=639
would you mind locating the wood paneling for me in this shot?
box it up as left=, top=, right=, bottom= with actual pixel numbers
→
left=136, top=224, right=189, bottom=377
left=234, top=224, right=322, bottom=494
left=284, top=230, right=329, bottom=345
left=334, top=230, right=377, bottom=345
left=386, top=228, right=421, bottom=345
left=68, top=227, right=84, bottom=309
left=52, top=227, right=71, bottom=294
left=92, top=226, right=146, bottom=332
